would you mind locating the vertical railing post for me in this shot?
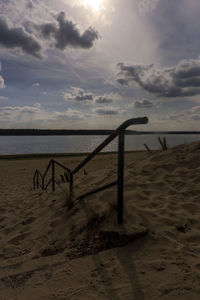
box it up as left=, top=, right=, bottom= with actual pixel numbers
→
left=117, top=130, right=125, bottom=224
left=33, top=172, right=36, bottom=189
left=42, top=176, right=44, bottom=190
left=36, top=170, right=39, bottom=189
left=69, top=171, right=73, bottom=195
left=52, top=160, right=55, bottom=192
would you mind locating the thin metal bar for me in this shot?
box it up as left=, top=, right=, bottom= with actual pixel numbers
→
left=42, top=176, right=45, bottom=190
left=36, top=170, right=39, bottom=189
left=64, top=172, right=69, bottom=182
left=37, top=170, right=43, bottom=178
left=76, top=180, right=118, bottom=200
left=33, top=171, right=36, bottom=189
left=52, top=160, right=55, bottom=192
left=53, top=160, right=71, bottom=173
left=43, top=159, right=53, bottom=179
left=33, top=169, right=42, bottom=189
left=117, top=131, right=125, bottom=225
left=69, top=172, right=73, bottom=194
left=44, top=178, right=52, bottom=190
left=38, top=181, right=43, bottom=189
left=32, top=117, right=149, bottom=225
left=72, top=117, right=148, bottom=175
left=72, top=132, right=119, bottom=174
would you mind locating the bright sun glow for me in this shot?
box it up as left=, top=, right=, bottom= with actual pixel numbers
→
left=83, top=0, right=104, bottom=12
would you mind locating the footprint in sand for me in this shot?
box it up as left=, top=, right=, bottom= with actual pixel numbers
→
left=0, top=207, right=6, bottom=213
left=195, top=264, right=200, bottom=270
left=21, top=216, right=36, bottom=225
left=3, top=226, right=16, bottom=235
left=182, top=203, right=200, bottom=214
left=8, top=233, right=27, bottom=245
left=0, top=216, right=6, bottom=223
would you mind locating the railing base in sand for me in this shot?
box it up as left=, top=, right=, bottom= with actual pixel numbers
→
left=33, top=117, right=148, bottom=224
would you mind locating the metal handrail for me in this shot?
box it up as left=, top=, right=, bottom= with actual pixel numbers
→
left=33, top=117, right=148, bottom=224
left=43, top=159, right=53, bottom=179
left=33, top=159, right=71, bottom=192
left=54, top=160, right=71, bottom=173
left=72, top=117, right=148, bottom=175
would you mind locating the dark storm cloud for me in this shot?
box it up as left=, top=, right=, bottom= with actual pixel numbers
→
left=0, top=17, right=42, bottom=58
left=95, top=96, right=113, bottom=104
left=94, top=107, right=119, bottom=115
left=117, top=58, right=200, bottom=97
left=74, top=90, right=93, bottom=101
left=134, top=99, right=154, bottom=108
left=40, top=11, right=99, bottom=50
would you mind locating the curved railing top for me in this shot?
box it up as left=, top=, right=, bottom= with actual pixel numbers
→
left=72, top=117, right=148, bottom=174
left=117, top=117, right=148, bottom=131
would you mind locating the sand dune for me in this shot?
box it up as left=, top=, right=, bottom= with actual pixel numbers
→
left=0, top=140, right=200, bottom=299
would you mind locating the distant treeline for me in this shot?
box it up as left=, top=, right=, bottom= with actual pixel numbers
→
left=0, top=129, right=200, bottom=136
left=0, top=129, right=139, bottom=136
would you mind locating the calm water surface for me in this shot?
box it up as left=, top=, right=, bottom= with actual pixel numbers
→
left=0, top=134, right=200, bottom=155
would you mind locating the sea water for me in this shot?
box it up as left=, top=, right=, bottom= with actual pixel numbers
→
left=0, top=134, right=200, bottom=155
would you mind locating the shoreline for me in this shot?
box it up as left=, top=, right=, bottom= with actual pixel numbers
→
left=0, top=150, right=148, bottom=160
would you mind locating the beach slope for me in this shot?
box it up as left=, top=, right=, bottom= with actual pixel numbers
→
left=0, top=141, right=200, bottom=299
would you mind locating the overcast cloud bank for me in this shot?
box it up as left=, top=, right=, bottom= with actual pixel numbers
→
left=40, top=11, right=99, bottom=50
left=117, top=58, right=200, bottom=98
left=0, top=17, right=42, bottom=58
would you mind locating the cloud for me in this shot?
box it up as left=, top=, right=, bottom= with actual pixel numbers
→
left=0, top=17, right=42, bottom=58
left=95, top=96, right=113, bottom=104
left=32, top=82, right=40, bottom=87
left=117, top=58, right=200, bottom=97
left=181, top=105, right=200, bottom=121
left=64, top=89, right=122, bottom=105
left=95, top=93, right=120, bottom=104
left=53, top=109, right=85, bottom=121
left=0, top=76, right=5, bottom=89
left=0, top=104, right=41, bottom=122
left=134, top=99, right=154, bottom=108
left=64, top=87, right=93, bottom=102
left=93, top=107, right=122, bottom=115
left=138, top=0, right=160, bottom=14
left=40, top=11, right=99, bottom=50
left=160, top=105, right=200, bottom=122
left=147, top=0, right=200, bottom=65
left=0, top=96, right=7, bottom=100
left=0, top=104, right=85, bottom=126
left=0, top=62, right=5, bottom=88
left=26, top=1, right=34, bottom=9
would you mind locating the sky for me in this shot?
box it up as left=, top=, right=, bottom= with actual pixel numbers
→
left=0, top=0, right=200, bottom=130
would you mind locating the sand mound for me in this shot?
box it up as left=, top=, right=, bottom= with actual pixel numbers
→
left=0, top=140, right=200, bottom=299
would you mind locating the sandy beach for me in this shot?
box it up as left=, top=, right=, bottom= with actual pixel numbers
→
left=0, top=140, right=200, bottom=299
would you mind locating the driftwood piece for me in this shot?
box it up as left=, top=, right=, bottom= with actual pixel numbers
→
left=144, top=143, right=152, bottom=153
left=158, top=137, right=167, bottom=150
